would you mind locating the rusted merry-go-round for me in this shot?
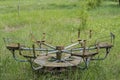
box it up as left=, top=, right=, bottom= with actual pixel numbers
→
left=4, top=30, right=115, bottom=72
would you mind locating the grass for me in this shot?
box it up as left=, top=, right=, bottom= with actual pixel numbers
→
left=0, top=0, right=120, bottom=80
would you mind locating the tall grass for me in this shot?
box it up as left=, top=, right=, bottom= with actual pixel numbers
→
left=0, top=0, right=120, bottom=80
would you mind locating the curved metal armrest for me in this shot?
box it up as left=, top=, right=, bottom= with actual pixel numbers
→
left=95, top=33, right=115, bottom=48
left=11, top=50, right=28, bottom=62
left=7, top=44, right=36, bottom=62
left=91, top=47, right=111, bottom=61
left=110, top=32, right=115, bottom=45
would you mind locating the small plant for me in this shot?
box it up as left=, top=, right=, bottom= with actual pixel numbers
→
left=78, top=8, right=88, bottom=30
left=87, top=0, right=102, bottom=9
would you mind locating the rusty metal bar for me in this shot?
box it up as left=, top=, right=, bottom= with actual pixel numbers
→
left=83, top=40, right=86, bottom=55
left=89, top=30, right=92, bottom=39
left=20, top=47, right=55, bottom=51
left=78, top=29, right=80, bottom=39
left=65, top=42, right=79, bottom=49
left=42, top=43, right=56, bottom=49
left=42, top=33, right=46, bottom=41
left=18, top=43, right=22, bottom=55
left=48, top=50, right=59, bottom=54
left=32, top=44, right=36, bottom=58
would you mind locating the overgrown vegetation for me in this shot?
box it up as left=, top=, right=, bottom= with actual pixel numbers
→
left=0, top=0, right=120, bottom=80
left=87, top=0, right=102, bottom=9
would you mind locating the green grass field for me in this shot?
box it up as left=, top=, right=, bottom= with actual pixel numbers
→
left=0, top=0, right=120, bottom=80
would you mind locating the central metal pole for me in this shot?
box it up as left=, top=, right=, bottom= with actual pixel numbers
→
left=56, top=46, right=64, bottom=60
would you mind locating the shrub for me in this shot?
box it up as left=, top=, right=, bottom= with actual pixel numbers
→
left=87, top=0, right=102, bottom=9
left=78, top=9, right=88, bottom=30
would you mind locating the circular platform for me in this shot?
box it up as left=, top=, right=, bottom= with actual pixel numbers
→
left=34, top=54, right=82, bottom=68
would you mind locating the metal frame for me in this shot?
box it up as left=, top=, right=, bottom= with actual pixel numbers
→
left=3, top=31, right=115, bottom=71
